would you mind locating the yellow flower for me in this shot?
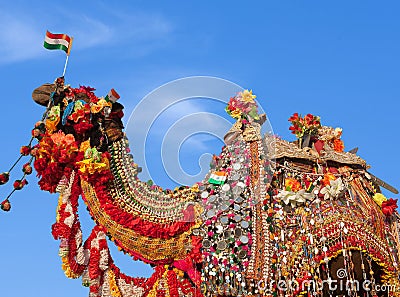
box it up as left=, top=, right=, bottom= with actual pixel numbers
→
left=91, top=98, right=112, bottom=114
left=373, top=193, right=387, bottom=206
left=230, top=108, right=242, bottom=119
left=285, top=178, right=302, bottom=192
left=61, top=256, right=80, bottom=279
left=77, top=158, right=110, bottom=175
left=79, top=140, right=91, bottom=152
left=241, top=89, right=256, bottom=103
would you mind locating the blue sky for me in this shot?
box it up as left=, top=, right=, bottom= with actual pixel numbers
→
left=0, top=1, right=399, bottom=296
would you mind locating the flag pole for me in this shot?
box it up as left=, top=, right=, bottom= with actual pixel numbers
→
left=62, top=55, right=69, bottom=77
left=62, top=37, right=73, bottom=77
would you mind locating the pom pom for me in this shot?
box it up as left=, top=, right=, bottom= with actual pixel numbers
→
left=1, top=200, right=11, bottom=211
left=13, top=179, right=28, bottom=190
left=0, top=172, right=10, bottom=185
left=22, top=163, right=33, bottom=175
left=20, top=146, right=31, bottom=156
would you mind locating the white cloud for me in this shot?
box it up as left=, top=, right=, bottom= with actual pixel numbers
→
left=0, top=13, right=44, bottom=64
left=70, top=15, right=114, bottom=50
left=0, top=7, right=173, bottom=64
left=123, top=80, right=237, bottom=182
left=68, top=12, right=173, bottom=52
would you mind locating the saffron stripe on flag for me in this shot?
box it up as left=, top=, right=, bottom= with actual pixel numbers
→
left=45, top=31, right=71, bottom=43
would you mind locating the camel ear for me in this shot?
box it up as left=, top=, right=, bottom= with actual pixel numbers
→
left=224, top=130, right=240, bottom=145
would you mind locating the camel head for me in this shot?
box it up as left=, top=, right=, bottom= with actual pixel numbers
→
left=30, top=78, right=128, bottom=192
left=33, top=77, right=126, bottom=142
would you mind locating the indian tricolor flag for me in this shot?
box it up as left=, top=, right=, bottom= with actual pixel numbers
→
left=208, top=171, right=227, bottom=185
left=105, top=89, right=120, bottom=103
left=43, top=31, right=73, bottom=55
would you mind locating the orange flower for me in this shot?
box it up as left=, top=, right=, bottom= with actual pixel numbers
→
left=285, top=178, right=302, bottom=192
left=50, top=131, right=76, bottom=147
left=45, top=118, right=59, bottom=134
left=333, top=139, right=344, bottom=152
left=321, top=172, right=336, bottom=186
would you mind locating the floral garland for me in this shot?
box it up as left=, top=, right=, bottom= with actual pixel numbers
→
left=80, top=177, right=202, bottom=266
left=3, top=79, right=399, bottom=297
left=289, top=113, right=321, bottom=138
left=90, top=177, right=197, bottom=239
left=34, top=131, right=79, bottom=192
left=25, top=79, right=204, bottom=297
left=53, top=172, right=172, bottom=297
left=52, top=171, right=86, bottom=279
left=288, top=113, right=346, bottom=153
left=225, top=89, right=259, bottom=120
left=91, top=140, right=200, bottom=236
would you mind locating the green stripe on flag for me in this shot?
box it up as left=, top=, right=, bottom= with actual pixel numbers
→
left=208, top=177, right=225, bottom=185
left=44, top=42, right=68, bottom=53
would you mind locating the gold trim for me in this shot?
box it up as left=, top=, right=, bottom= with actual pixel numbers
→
left=81, top=179, right=200, bottom=262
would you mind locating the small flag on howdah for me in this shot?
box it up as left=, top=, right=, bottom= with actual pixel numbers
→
left=43, top=31, right=73, bottom=55
left=105, top=89, right=120, bottom=103
left=208, top=171, right=227, bottom=185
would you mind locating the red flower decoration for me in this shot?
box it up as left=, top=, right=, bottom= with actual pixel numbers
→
left=69, top=104, right=91, bottom=123
left=73, top=121, right=93, bottom=135
left=382, top=198, right=398, bottom=217
left=30, top=147, right=39, bottom=157
left=20, top=146, right=31, bottom=156
left=304, top=113, right=314, bottom=125
left=288, top=112, right=321, bottom=138
left=34, top=158, right=48, bottom=173
left=288, top=112, right=299, bottom=122
left=73, top=86, right=98, bottom=103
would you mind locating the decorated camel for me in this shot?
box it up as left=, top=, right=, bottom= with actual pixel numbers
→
left=1, top=77, right=400, bottom=297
